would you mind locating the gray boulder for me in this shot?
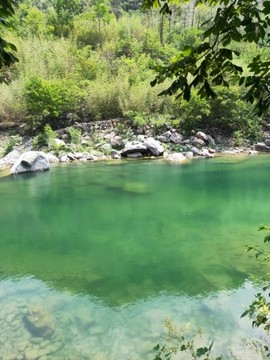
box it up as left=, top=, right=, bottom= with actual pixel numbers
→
left=67, top=153, right=76, bottom=160
left=144, top=137, right=164, bottom=156
left=10, top=151, right=50, bottom=174
left=169, top=131, right=183, bottom=144
left=111, top=150, right=121, bottom=159
left=191, top=146, right=200, bottom=155
left=137, top=135, right=145, bottom=142
left=104, top=131, right=116, bottom=140
left=156, top=135, right=170, bottom=143
left=196, top=131, right=208, bottom=142
left=191, top=137, right=205, bottom=148
left=86, top=153, right=96, bottom=161
left=264, top=139, right=270, bottom=146
left=46, top=153, right=59, bottom=164
left=162, top=130, right=172, bottom=138
left=184, top=151, right=194, bottom=159
left=100, top=143, right=112, bottom=155
left=121, top=143, right=148, bottom=157
left=206, top=135, right=215, bottom=147
left=59, top=155, right=69, bottom=162
left=74, top=152, right=84, bottom=159
left=255, top=142, right=270, bottom=152
left=110, top=136, right=124, bottom=149
left=0, top=149, right=20, bottom=168
left=182, top=139, right=191, bottom=145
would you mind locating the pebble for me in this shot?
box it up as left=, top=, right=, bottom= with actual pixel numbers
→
left=7, top=313, right=17, bottom=323
left=89, top=325, right=104, bottom=336
left=24, top=349, right=41, bottom=360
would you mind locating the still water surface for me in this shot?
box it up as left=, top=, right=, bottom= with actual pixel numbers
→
left=0, top=156, right=270, bottom=359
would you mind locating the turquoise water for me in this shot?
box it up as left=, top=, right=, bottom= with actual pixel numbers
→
left=0, top=156, right=270, bottom=359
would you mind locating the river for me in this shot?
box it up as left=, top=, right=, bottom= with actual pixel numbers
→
left=0, top=156, right=269, bottom=359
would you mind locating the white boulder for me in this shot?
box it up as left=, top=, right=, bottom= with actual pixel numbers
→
left=10, top=151, right=50, bottom=174
left=144, top=137, right=164, bottom=156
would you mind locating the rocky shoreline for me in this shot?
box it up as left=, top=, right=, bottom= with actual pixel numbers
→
left=0, top=119, right=268, bottom=174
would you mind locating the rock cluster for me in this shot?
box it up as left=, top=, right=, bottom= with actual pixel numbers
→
left=0, top=122, right=263, bottom=175
left=0, top=302, right=63, bottom=360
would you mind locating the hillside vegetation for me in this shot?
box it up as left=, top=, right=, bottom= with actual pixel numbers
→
left=0, top=0, right=267, bottom=142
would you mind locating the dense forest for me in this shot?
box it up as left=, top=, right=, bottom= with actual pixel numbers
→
left=0, top=0, right=267, bottom=142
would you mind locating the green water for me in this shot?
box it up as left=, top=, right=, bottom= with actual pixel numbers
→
left=0, top=156, right=270, bottom=359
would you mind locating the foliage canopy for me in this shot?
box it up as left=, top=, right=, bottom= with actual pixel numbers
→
left=0, top=0, right=18, bottom=79
left=142, top=0, right=270, bottom=115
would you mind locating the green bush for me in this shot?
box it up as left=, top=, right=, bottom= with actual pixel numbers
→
left=172, top=86, right=261, bottom=141
left=24, top=76, right=85, bottom=130
left=32, top=124, right=55, bottom=148
left=4, top=138, right=17, bottom=156
left=67, top=127, right=81, bottom=144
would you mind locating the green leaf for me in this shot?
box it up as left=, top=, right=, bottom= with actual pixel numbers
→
left=196, top=347, right=208, bottom=357
left=241, top=310, right=249, bottom=318
left=183, top=46, right=193, bottom=57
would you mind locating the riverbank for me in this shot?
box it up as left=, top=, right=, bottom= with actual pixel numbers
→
left=0, top=118, right=268, bottom=174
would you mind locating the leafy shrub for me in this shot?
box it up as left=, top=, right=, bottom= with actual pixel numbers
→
left=75, top=20, right=106, bottom=48
left=24, top=76, right=84, bottom=130
left=4, top=138, right=17, bottom=156
left=171, top=92, right=211, bottom=132
left=172, top=86, right=261, bottom=141
left=67, top=127, right=81, bottom=144
left=32, top=124, right=55, bottom=148
left=74, top=46, right=100, bottom=80
left=82, top=76, right=124, bottom=120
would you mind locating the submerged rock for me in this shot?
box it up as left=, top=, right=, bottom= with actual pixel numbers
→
left=24, top=306, right=55, bottom=338
left=123, top=182, right=149, bottom=193
left=24, top=349, right=42, bottom=360
left=10, top=151, right=50, bottom=174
